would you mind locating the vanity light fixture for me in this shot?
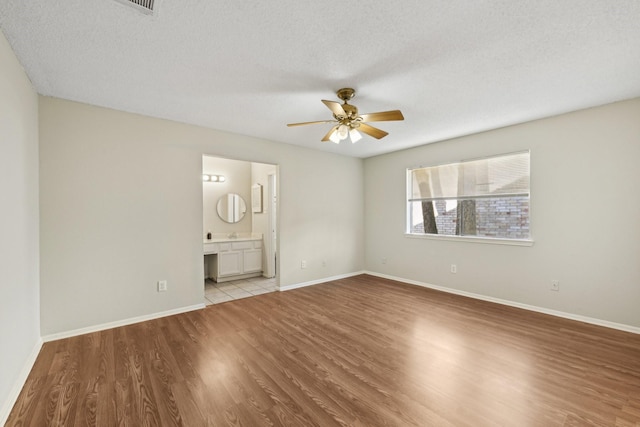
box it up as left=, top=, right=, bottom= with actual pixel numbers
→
left=202, top=174, right=226, bottom=183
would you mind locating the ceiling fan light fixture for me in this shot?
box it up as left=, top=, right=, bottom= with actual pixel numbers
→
left=337, top=124, right=350, bottom=139
left=349, top=128, right=362, bottom=143
left=329, top=131, right=341, bottom=144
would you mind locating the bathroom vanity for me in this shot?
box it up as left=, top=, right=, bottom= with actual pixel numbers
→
left=204, top=234, right=263, bottom=282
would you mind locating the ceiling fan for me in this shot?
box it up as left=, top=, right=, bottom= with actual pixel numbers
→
left=287, top=88, right=404, bottom=144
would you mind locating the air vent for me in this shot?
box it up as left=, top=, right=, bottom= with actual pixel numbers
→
left=113, top=0, right=157, bottom=15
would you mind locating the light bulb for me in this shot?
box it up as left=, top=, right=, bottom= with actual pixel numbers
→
left=218, top=175, right=226, bottom=182
left=329, top=130, right=341, bottom=144
left=203, top=174, right=211, bottom=181
left=349, top=129, right=362, bottom=143
left=337, top=124, right=349, bottom=140
left=210, top=175, right=219, bottom=182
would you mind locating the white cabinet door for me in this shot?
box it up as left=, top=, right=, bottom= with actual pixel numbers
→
left=218, top=251, right=243, bottom=277
left=243, top=249, right=263, bottom=273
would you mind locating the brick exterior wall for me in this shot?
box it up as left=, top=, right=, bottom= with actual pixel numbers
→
left=411, top=197, right=529, bottom=239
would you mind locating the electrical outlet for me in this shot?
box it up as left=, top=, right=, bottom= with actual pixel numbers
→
left=301, top=260, right=307, bottom=269
left=550, top=280, right=559, bottom=291
left=381, top=257, right=387, bottom=264
left=157, top=280, right=168, bottom=292
left=322, top=260, right=326, bottom=267
left=450, top=264, right=457, bottom=274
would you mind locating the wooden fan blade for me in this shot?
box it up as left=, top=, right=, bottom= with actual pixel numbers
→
left=358, top=123, right=389, bottom=139
left=321, top=125, right=339, bottom=142
left=359, top=110, right=404, bottom=122
left=321, top=100, right=347, bottom=117
left=287, top=120, right=335, bottom=127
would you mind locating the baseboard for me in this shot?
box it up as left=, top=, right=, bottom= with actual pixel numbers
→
left=365, top=271, right=640, bottom=335
left=0, top=337, right=43, bottom=426
left=42, top=303, right=206, bottom=342
left=279, top=271, right=366, bottom=292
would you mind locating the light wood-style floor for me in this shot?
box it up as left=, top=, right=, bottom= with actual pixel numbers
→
left=7, top=274, right=640, bottom=426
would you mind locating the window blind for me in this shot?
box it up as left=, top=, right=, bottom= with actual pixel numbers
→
left=409, top=151, right=530, bottom=201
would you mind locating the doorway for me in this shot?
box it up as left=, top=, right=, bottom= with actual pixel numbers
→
left=201, top=155, right=279, bottom=302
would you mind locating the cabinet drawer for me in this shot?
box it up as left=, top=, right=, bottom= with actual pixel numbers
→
left=231, top=241, right=253, bottom=250
left=253, top=240, right=262, bottom=249
left=218, top=242, right=231, bottom=252
left=203, top=243, right=219, bottom=254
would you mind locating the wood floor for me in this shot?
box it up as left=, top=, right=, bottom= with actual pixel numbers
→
left=7, top=274, right=640, bottom=426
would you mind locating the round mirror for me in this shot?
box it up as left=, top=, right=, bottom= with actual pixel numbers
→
left=216, top=193, right=247, bottom=223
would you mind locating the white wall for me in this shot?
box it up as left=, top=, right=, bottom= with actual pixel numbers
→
left=202, top=156, right=252, bottom=235
left=0, top=31, right=41, bottom=423
left=364, top=98, right=640, bottom=328
left=39, top=97, right=364, bottom=335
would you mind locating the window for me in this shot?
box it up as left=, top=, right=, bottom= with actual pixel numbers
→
left=407, top=151, right=530, bottom=242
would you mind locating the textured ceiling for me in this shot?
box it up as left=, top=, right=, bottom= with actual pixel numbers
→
left=1, top=0, right=639, bottom=158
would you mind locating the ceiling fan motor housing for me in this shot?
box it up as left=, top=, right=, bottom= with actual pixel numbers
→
left=339, top=104, right=359, bottom=120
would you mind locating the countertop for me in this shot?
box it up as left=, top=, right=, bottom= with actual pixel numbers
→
left=204, top=233, right=262, bottom=244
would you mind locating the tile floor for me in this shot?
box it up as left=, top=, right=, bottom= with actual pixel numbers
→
left=204, top=276, right=278, bottom=305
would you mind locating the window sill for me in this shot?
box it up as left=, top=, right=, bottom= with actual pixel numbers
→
left=405, top=233, right=534, bottom=247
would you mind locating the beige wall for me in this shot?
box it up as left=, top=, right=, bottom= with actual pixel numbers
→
left=364, top=98, right=640, bottom=328
left=0, top=31, right=41, bottom=423
left=39, top=97, right=364, bottom=335
left=202, top=155, right=252, bottom=236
